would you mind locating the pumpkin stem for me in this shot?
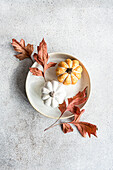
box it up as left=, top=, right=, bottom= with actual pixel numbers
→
left=66, top=68, right=73, bottom=74
left=49, top=91, right=54, bottom=97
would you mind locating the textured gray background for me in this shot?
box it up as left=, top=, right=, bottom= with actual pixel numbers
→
left=0, top=0, right=113, bottom=170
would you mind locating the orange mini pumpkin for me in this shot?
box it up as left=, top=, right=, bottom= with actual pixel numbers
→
left=56, top=59, right=83, bottom=85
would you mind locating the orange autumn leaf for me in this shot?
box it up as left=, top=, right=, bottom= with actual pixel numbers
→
left=11, top=39, right=34, bottom=60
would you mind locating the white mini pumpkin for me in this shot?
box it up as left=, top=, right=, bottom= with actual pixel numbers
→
left=41, top=80, right=66, bottom=108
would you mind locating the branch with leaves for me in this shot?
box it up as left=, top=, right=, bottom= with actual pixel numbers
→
left=30, top=39, right=57, bottom=81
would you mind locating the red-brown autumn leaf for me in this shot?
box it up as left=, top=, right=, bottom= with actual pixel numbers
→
left=65, top=108, right=97, bottom=137
left=75, top=109, right=85, bottom=122
left=58, top=100, right=67, bottom=114
left=32, top=38, right=57, bottom=78
left=33, top=39, right=47, bottom=67
left=46, top=62, right=57, bottom=69
left=67, top=87, right=87, bottom=113
left=29, top=68, right=44, bottom=77
left=37, top=38, right=48, bottom=67
left=63, top=123, right=73, bottom=134
left=59, top=87, right=88, bottom=115
left=11, top=39, right=34, bottom=60
left=33, top=53, right=43, bottom=66
left=61, top=108, right=98, bottom=137
left=71, top=107, right=85, bottom=122
left=73, top=122, right=97, bottom=137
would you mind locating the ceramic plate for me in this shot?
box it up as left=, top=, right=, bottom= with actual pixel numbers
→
left=26, top=52, right=91, bottom=119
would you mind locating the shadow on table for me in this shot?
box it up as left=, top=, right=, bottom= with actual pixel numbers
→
left=10, top=58, right=32, bottom=102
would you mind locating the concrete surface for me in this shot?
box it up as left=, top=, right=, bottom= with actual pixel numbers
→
left=0, top=0, right=113, bottom=170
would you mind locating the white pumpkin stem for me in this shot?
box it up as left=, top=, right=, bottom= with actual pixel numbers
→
left=43, top=75, right=46, bottom=82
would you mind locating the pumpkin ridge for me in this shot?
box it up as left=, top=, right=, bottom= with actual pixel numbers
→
left=63, top=74, right=71, bottom=85
left=65, top=59, right=72, bottom=68
left=57, top=71, right=66, bottom=77
left=71, top=72, right=78, bottom=80
left=58, top=61, right=69, bottom=68
left=56, top=66, right=66, bottom=76
left=73, top=71, right=81, bottom=73
left=72, top=65, right=79, bottom=69
left=64, top=61, right=69, bottom=68
left=72, top=60, right=79, bottom=69
left=74, top=65, right=83, bottom=73
left=57, top=73, right=68, bottom=83
left=62, top=73, right=68, bottom=83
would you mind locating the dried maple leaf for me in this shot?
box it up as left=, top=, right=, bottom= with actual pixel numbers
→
left=73, top=122, right=97, bottom=137
left=44, top=87, right=88, bottom=131
left=62, top=123, right=73, bottom=133
left=29, top=68, right=44, bottom=77
left=65, top=108, right=97, bottom=137
left=31, top=38, right=57, bottom=79
left=11, top=39, right=34, bottom=60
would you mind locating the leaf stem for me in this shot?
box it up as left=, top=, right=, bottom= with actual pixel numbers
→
left=48, top=121, right=72, bottom=128
left=44, top=120, right=76, bottom=131
left=44, top=115, right=63, bottom=131
left=44, top=111, right=68, bottom=131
